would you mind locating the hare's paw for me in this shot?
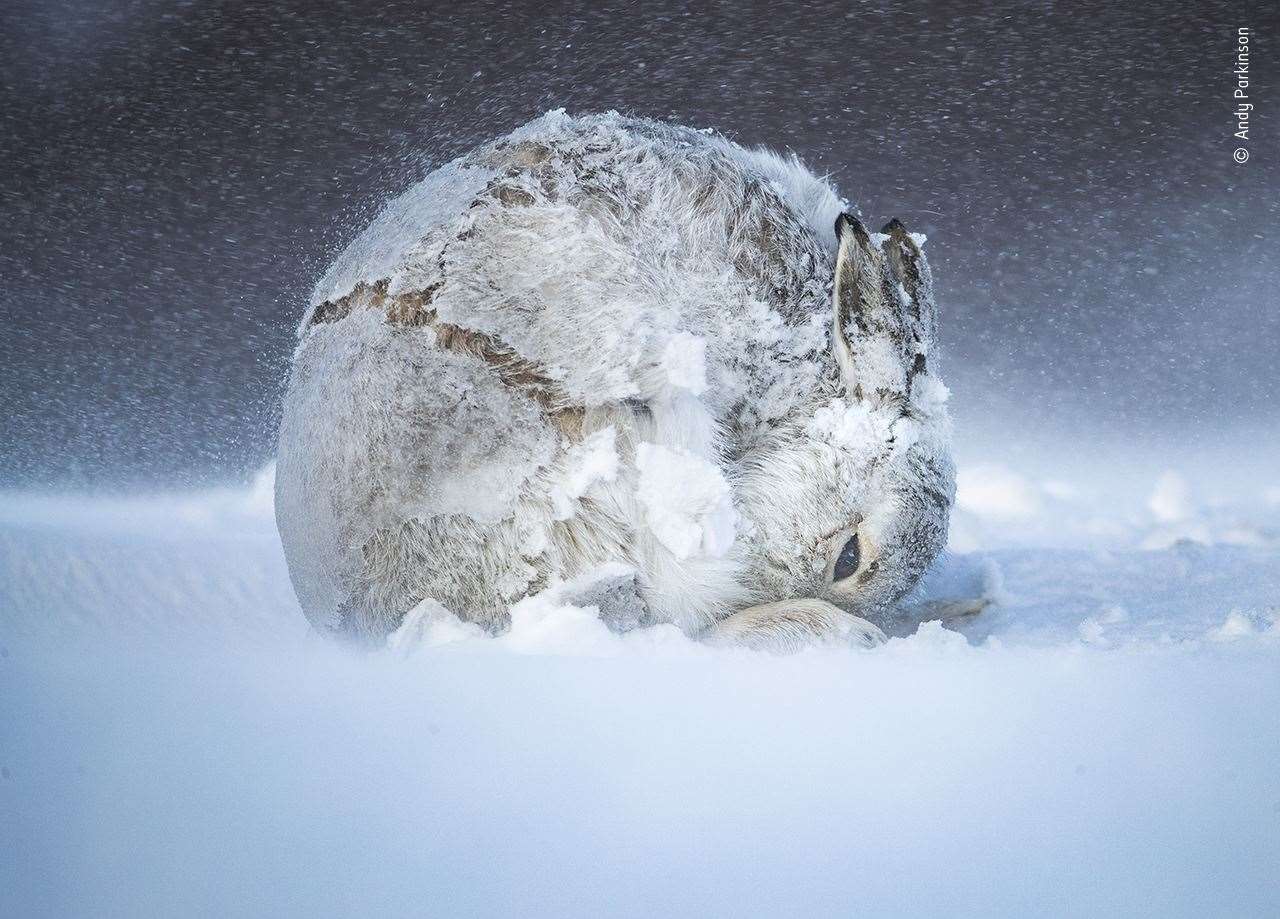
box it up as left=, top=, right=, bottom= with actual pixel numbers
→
left=562, top=565, right=651, bottom=634
left=882, top=596, right=994, bottom=639
left=704, top=599, right=887, bottom=654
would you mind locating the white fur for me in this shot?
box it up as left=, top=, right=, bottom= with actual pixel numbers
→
left=275, top=111, right=955, bottom=649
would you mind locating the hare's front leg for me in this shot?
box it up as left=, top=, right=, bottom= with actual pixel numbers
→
left=703, top=600, right=887, bottom=653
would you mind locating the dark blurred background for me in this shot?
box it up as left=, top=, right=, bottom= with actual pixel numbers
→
left=1, top=0, right=1275, bottom=490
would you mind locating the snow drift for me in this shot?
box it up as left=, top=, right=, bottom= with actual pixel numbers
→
left=2, top=461, right=1278, bottom=917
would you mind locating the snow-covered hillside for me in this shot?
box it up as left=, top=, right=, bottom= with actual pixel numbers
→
left=2, top=462, right=1278, bottom=917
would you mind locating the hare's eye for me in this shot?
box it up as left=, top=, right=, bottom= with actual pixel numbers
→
left=832, top=533, right=861, bottom=581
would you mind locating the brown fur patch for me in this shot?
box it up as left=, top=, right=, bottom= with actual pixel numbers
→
left=308, top=277, right=576, bottom=429
left=308, top=279, right=443, bottom=329
left=431, top=320, right=567, bottom=413
left=489, top=140, right=552, bottom=169
left=308, top=279, right=391, bottom=327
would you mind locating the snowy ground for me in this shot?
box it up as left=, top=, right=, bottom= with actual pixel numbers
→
left=2, top=462, right=1279, bottom=917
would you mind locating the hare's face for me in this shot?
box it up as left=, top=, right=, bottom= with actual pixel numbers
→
left=736, top=214, right=953, bottom=624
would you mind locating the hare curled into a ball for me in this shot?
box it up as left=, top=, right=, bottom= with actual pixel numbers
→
left=276, top=111, right=965, bottom=652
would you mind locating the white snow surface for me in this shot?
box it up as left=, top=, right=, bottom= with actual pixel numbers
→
left=2, top=460, right=1279, bottom=917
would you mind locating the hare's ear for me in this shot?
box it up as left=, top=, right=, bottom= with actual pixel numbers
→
left=882, top=218, right=937, bottom=389
left=832, top=213, right=936, bottom=412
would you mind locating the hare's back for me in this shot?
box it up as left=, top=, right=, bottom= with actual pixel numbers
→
left=304, top=112, right=843, bottom=417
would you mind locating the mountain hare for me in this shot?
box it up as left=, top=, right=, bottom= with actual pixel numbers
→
left=276, top=111, right=957, bottom=651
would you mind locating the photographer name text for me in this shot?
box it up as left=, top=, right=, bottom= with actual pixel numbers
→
left=1233, top=27, right=1252, bottom=163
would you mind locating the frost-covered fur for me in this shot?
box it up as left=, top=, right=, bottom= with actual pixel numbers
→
left=275, top=111, right=955, bottom=650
